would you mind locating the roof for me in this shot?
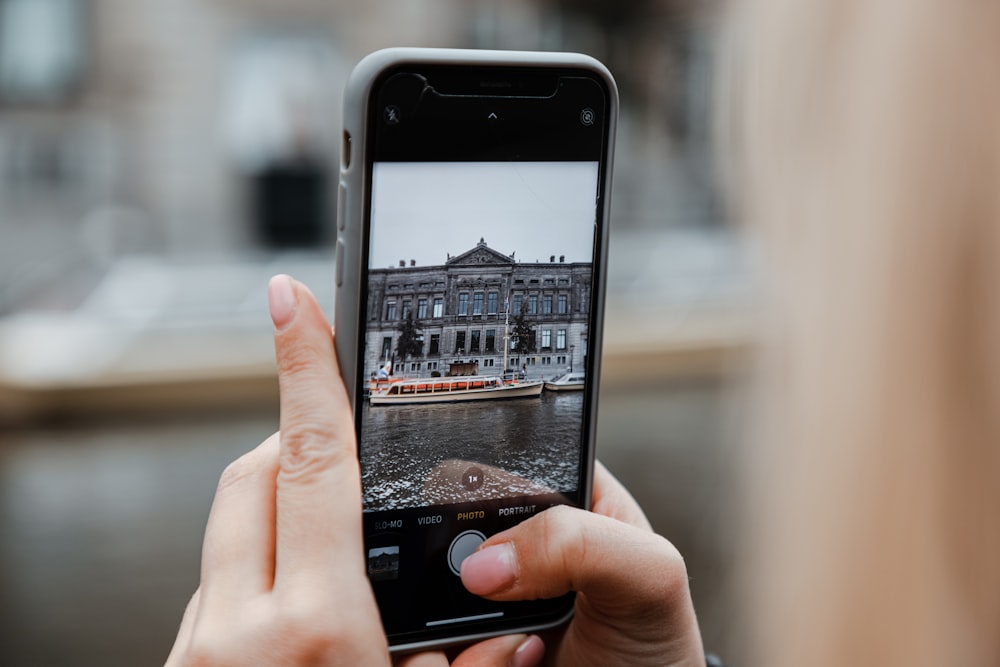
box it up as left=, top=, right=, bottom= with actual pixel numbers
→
left=446, top=238, right=515, bottom=266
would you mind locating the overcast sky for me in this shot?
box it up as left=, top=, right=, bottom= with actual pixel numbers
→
left=370, top=161, right=599, bottom=268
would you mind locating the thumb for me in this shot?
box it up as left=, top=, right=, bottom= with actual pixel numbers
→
left=460, top=505, right=691, bottom=621
left=450, top=634, right=545, bottom=667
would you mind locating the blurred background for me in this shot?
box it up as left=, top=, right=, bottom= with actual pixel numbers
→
left=0, top=0, right=750, bottom=664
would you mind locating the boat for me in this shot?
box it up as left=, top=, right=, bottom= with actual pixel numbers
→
left=543, top=371, right=586, bottom=392
left=367, top=376, right=400, bottom=397
left=369, top=375, right=543, bottom=405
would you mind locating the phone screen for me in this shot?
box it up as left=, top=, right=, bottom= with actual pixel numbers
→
left=356, top=65, right=612, bottom=646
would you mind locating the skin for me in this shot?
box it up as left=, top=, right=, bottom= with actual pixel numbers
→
left=165, top=275, right=704, bottom=667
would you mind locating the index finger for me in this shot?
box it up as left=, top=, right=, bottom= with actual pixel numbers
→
left=267, top=275, right=365, bottom=590
left=591, top=460, right=653, bottom=530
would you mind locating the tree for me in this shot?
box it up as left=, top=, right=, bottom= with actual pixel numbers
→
left=510, top=305, right=536, bottom=361
left=395, top=312, right=423, bottom=363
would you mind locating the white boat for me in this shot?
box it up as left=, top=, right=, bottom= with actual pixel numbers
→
left=369, top=375, right=544, bottom=405
left=543, top=371, right=586, bottom=392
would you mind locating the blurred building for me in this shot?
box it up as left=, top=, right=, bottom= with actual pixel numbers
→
left=0, top=0, right=722, bottom=312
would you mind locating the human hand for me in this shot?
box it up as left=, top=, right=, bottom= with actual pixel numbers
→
left=165, top=276, right=537, bottom=667
left=459, top=461, right=706, bottom=667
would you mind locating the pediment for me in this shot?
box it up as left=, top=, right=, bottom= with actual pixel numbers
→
left=447, top=241, right=514, bottom=266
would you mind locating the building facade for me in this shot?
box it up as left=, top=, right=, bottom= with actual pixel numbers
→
left=365, top=240, right=591, bottom=379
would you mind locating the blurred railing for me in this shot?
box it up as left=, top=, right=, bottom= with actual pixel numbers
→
left=0, top=228, right=751, bottom=424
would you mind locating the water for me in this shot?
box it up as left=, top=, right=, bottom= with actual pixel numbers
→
left=0, top=381, right=734, bottom=666
left=360, top=392, right=584, bottom=511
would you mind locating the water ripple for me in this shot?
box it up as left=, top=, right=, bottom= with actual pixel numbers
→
left=360, top=393, right=584, bottom=511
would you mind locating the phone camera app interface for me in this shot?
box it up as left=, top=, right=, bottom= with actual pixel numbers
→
left=363, top=160, right=598, bottom=512
left=358, top=67, right=609, bottom=639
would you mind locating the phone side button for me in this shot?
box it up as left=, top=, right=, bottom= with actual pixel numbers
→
left=335, top=238, right=345, bottom=287
left=337, top=182, right=347, bottom=232
left=447, top=530, right=486, bottom=577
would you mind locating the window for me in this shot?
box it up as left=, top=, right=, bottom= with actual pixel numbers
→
left=558, top=294, right=568, bottom=314
left=541, top=356, right=552, bottom=365
left=386, top=302, right=397, bottom=320
left=381, top=336, right=392, bottom=359
left=429, top=334, right=440, bottom=355
left=543, top=295, right=553, bottom=315
left=487, top=292, right=498, bottom=314
left=402, top=300, right=412, bottom=319
left=433, top=298, right=443, bottom=318
left=473, top=292, right=484, bottom=315
left=485, top=329, right=496, bottom=353
left=455, top=331, right=466, bottom=353
left=0, top=0, right=87, bottom=104
left=427, top=361, right=438, bottom=370
left=458, top=293, right=469, bottom=316
left=528, top=295, right=538, bottom=315
left=512, top=294, right=523, bottom=315
left=541, top=330, right=552, bottom=350
left=417, top=298, right=428, bottom=319
left=544, top=278, right=555, bottom=286
left=483, top=358, right=495, bottom=367
left=410, top=362, right=421, bottom=371
left=556, top=329, right=567, bottom=350
left=470, top=330, right=481, bottom=352
left=557, top=355, right=567, bottom=365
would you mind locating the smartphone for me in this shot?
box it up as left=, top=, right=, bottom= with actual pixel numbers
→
left=334, top=47, right=617, bottom=652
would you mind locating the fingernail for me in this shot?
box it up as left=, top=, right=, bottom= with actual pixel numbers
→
left=268, top=274, right=297, bottom=330
left=461, top=543, right=518, bottom=594
left=510, top=635, right=545, bottom=667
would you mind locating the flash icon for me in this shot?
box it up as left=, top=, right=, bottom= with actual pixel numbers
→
left=384, top=105, right=401, bottom=125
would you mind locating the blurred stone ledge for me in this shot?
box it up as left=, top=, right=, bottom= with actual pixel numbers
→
left=0, top=230, right=752, bottom=426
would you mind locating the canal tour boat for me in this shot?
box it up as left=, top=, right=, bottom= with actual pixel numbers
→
left=543, top=371, right=586, bottom=392
left=369, top=375, right=543, bottom=405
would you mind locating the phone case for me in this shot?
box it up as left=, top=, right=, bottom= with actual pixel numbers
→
left=334, top=47, right=617, bottom=653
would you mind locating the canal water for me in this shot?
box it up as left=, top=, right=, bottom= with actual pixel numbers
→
left=360, top=392, right=584, bottom=511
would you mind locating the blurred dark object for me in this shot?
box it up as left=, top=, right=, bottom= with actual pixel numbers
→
left=252, top=160, right=331, bottom=247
